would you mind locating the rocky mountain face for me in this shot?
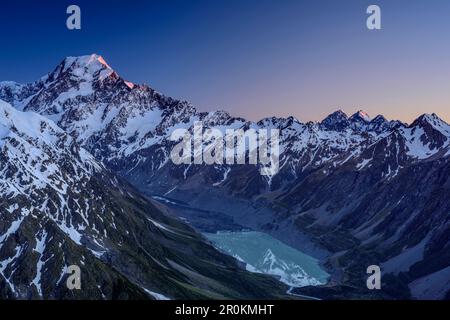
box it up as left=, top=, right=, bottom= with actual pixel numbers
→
left=0, top=100, right=288, bottom=299
left=1, top=54, right=450, bottom=299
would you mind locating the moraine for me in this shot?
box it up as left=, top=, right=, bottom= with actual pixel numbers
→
left=204, top=231, right=329, bottom=288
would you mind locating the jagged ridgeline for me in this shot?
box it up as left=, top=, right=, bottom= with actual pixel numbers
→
left=0, top=100, right=288, bottom=299
left=1, top=54, right=450, bottom=299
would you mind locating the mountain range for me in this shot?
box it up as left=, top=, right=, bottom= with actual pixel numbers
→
left=1, top=54, right=449, bottom=299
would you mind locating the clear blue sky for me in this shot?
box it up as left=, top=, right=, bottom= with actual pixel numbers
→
left=1, top=0, right=450, bottom=123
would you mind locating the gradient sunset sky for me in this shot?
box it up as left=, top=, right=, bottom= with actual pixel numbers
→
left=1, top=0, right=449, bottom=123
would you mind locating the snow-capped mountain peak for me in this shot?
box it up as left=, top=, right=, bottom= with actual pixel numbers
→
left=371, top=114, right=387, bottom=123
left=52, top=53, right=116, bottom=84
left=62, top=54, right=112, bottom=73
left=350, top=110, right=371, bottom=122
left=411, top=113, right=450, bottom=135
left=320, top=110, right=349, bottom=131
left=257, top=115, right=302, bottom=129
left=326, top=109, right=347, bottom=119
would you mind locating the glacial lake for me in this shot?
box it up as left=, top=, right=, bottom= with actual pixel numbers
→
left=204, top=231, right=329, bottom=288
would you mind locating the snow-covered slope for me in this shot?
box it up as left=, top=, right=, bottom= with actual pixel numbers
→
left=3, top=54, right=449, bottom=193
left=0, top=100, right=99, bottom=197
left=0, top=99, right=288, bottom=300
left=2, top=54, right=450, bottom=299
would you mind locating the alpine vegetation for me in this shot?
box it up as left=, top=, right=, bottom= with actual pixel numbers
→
left=169, top=121, right=280, bottom=176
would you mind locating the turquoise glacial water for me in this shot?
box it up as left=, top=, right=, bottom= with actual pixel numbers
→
left=204, top=231, right=329, bottom=287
